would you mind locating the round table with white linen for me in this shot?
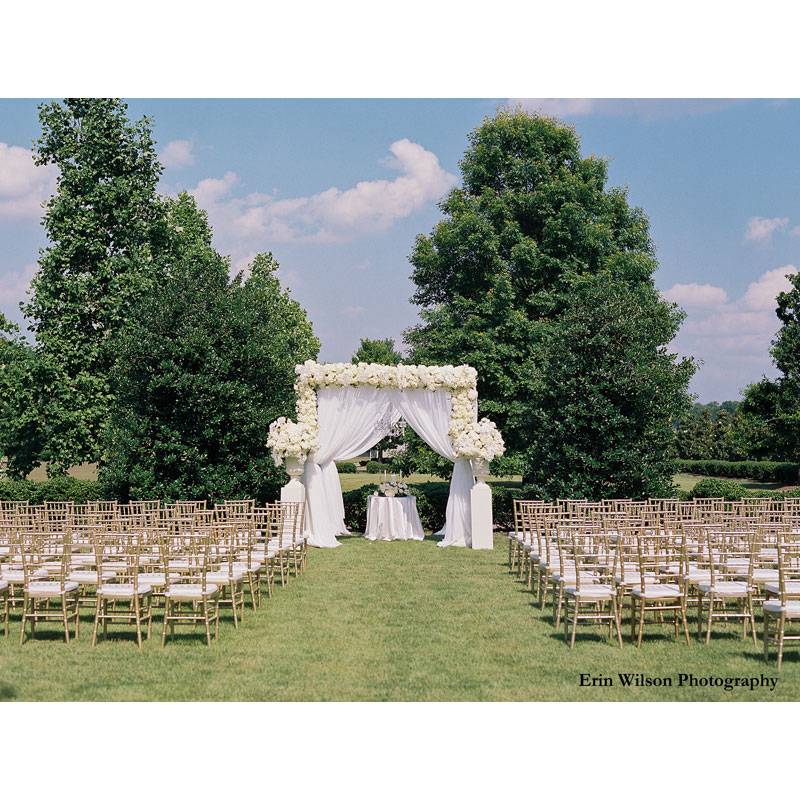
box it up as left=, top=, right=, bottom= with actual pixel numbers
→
left=364, top=495, right=425, bottom=541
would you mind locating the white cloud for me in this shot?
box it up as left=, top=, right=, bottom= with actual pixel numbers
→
left=742, top=264, right=797, bottom=310
left=663, top=282, right=728, bottom=308
left=665, top=265, right=798, bottom=398
left=512, top=99, right=600, bottom=117
left=188, top=139, right=456, bottom=251
left=159, top=139, right=195, bottom=169
left=745, top=215, right=788, bottom=242
left=0, top=143, right=57, bottom=219
left=509, top=99, right=739, bottom=120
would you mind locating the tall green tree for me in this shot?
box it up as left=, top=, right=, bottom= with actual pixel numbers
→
left=351, top=337, right=403, bottom=365
left=406, top=109, right=694, bottom=496
left=740, top=270, right=800, bottom=460
left=101, top=194, right=319, bottom=502
left=24, top=98, right=164, bottom=471
left=0, top=314, right=50, bottom=477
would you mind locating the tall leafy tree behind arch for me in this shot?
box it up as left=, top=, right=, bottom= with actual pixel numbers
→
left=406, top=109, right=694, bottom=498
left=101, top=194, right=320, bottom=502
left=24, top=98, right=164, bottom=472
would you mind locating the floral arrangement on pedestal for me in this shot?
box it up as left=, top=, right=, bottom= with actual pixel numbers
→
left=451, top=418, right=506, bottom=462
left=266, top=416, right=317, bottom=467
left=269, top=361, right=505, bottom=469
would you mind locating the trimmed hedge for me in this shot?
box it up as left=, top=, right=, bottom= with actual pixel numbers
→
left=675, top=459, right=800, bottom=484
left=365, top=460, right=385, bottom=474
left=688, top=477, right=800, bottom=501
left=336, top=462, right=357, bottom=473
left=0, top=477, right=109, bottom=504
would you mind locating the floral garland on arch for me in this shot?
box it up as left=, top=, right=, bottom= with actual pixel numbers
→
left=268, top=361, right=505, bottom=466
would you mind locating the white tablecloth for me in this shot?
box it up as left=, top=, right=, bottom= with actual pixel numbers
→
left=364, top=495, right=425, bottom=541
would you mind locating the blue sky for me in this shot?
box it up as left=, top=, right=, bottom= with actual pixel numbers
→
left=1, top=98, right=798, bottom=401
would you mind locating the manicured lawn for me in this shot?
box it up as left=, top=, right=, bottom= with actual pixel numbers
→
left=1, top=534, right=795, bottom=701
left=672, top=472, right=792, bottom=493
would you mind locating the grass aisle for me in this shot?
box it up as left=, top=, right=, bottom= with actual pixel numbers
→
left=1, top=534, right=797, bottom=700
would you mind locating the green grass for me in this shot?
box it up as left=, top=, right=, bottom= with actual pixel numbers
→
left=672, top=472, right=791, bottom=493
left=25, top=463, right=98, bottom=482
left=1, top=534, right=796, bottom=701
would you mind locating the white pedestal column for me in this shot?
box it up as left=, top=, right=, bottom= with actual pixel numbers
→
left=280, top=457, right=306, bottom=505
left=470, top=458, right=493, bottom=550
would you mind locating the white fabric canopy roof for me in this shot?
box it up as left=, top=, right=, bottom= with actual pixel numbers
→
left=303, top=386, right=473, bottom=548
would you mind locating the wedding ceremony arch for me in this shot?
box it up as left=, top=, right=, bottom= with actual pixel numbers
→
left=268, top=362, right=505, bottom=550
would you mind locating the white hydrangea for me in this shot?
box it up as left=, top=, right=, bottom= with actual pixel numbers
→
left=452, top=418, right=506, bottom=461
left=266, top=417, right=318, bottom=466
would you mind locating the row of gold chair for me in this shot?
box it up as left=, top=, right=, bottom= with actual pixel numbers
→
left=0, top=500, right=306, bottom=648
left=510, top=498, right=800, bottom=668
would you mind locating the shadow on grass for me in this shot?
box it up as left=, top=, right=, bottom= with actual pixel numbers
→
left=0, top=681, right=16, bottom=700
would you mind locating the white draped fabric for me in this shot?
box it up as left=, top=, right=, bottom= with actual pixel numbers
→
left=388, top=389, right=473, bottom=548
left=302, top=386, right=474, bottom=548
left=304, top=387, right=401, bottom=548
left=365, top=495, right=425, bottom=541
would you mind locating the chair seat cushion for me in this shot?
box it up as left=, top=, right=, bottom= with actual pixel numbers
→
left=553, top=571, right=600, bottom=585
left=138, top=572, right=180, bottom=586
left=27, top=580, right=79, bottom=597
left=698, top=581, right=749, bottom=596
left=631, top=584, right=682, bottom=599
left=750, top=569, right=780, bottom=581
left=206, top=571, right=245, bottom=583
left=165, top=584, right=219, bottom=600
left=763, top=599, right=800, bottom=617
left=2, top=569, right=47, bottom=582
left=565, top=584, right=615, bottom=599
left=69, top=569, right=120, bottom=584
left=98, top=583, right=152, bottom=598
left=764, top=581, right=800, bottom=596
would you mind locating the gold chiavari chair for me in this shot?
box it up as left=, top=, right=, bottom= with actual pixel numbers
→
left=161, top=530, right=220, bottom=646
left=630, top=529, right=690, bottom=647
left=0, top=575, right=8, bottom=636
left=253, top=506, right=278, bottom=598
left=695, top=526, right=757, bottom=645
left=19, top=528, right=80, bottom=644
left=91, top=531, right=154, bottom=649
left=560, top=526, right=622, bottom=648
left=282, top=501, right=306, bottom=576
left=206, top=520, right=247, bottom=627
left=763, top=530, right=800, bottom=669
left=552, top=521, right=604, bottom=629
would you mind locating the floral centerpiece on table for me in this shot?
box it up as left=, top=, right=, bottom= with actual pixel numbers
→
left=451, top=418, right=506, bottom=462
left=266, top=417, right=317, bottom=467
left=377, top=478, right=409, bottom=498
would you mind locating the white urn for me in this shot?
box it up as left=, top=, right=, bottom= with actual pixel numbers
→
left=471, top=457, right=490, bottom=483
left=284, top=456, right=304, bottom=480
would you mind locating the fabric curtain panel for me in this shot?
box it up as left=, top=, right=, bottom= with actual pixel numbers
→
left=387, top=389, right=473, bottom=548
left=303, top=387, right=400, bottom=547
left=302, top=386, right=474, bottom=548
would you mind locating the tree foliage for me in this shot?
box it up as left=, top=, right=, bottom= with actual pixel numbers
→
left=351, top=337, right=403, bottom=365
left=0, top=315, right=49, bottom=477
left=406, top=109, right=694, bottom=496
left=740, top=271, right=800, bottom=461
left=100, top=194, right=319, bottom=502
left=24, top=98, right=164, bottom=471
